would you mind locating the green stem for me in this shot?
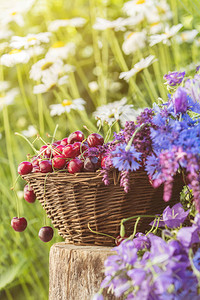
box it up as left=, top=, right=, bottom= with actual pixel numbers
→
left=129, top=217, right=141, bottom=239
left=37, top=93, right=45, bottom=136
left=15, top=132, right=38, bottom=154
left=88, top=222, right=115, bottom=240
left=16, top=65, right=36, bottom=126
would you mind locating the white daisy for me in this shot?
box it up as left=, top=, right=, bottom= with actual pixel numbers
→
left=149, top=22, right=164, bottom=35
left=0, top=0, right=35, bottom=27
left=0, top=25, right=13, bottom=40
left=50, top=98, right=86, bottom=116
left=21, top=125, right=37, bottom=137
left=33, top=73, right=68, bottom=94
left=93, top=97, right=140, bottom=126
left=63, top=64, right=76, bottom=73
left=48, top=18, right=86, bottom=32
left=175, top=30, right=198, bottom=44
left=29, top=57, right=64, bottom=81
left=149, top=24, right=183, bottom=46
left=10, top=32, right=51, bottom=49
left=46, top=41, right=76, bottom=60
left=0, top=49, right=30, bottom=67
left=93, top=16, right=143, bottom=31
left=0, top=88, right=19, bottom=110
left=0, top=81, right=10, bottom=92
left=88, top=81, right=99, bottom=92
left=123, top=0, right=154, bottom=17
left=27, top=46, right=45, bottom=57
left=119, top=55, right=157, bottom=81
left=122, top=31, right=146, bottom=55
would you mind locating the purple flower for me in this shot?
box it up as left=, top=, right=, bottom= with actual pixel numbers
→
left=164, top=71, right=185, bottom=86
left=176, top=226, right=200, bottom=248
left=127, top=269, right=146, bottom=285
left=193, top=248, right=200, bottom=271
left=111, top=144, right=141, bottom=172
left=92, top=293, right=104, bottom=300
left=133, top=235, right=151, bottom=250
left=150, top=203, right=189, bottom=228
left=162, top=203, right=189, bottom=228
left=173, top=87, right=188, bottom=114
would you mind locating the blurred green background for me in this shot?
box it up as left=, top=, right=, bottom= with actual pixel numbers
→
left=1, top=0, right=200, bottom=299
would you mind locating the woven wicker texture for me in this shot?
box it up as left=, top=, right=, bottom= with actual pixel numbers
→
left=22, top=170, right=183, bottom=246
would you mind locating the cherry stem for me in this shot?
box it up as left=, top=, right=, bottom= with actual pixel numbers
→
left=125, top=123, right=146, bottom=151
left=51, top=124, right=59, bottom=144
left=15, top=132, right=38, bottom=154
left=87, top=222, right=115, bottom=240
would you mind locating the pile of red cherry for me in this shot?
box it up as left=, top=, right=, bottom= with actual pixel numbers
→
left=12, top=131, right=106, bottom=242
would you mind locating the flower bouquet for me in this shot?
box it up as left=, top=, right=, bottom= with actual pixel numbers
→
left=14, top=69, right=200, bottom=246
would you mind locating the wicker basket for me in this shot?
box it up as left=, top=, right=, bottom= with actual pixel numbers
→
left=22, top=170, right=183, bottom=246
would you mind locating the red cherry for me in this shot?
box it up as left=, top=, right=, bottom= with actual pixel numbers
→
left=11, top=217, right=27, bottom=232
left=39, top=160, right=53, bottom=173
left=52, top=155, right=66, bottom=169
left=52, top=145, right=64, bottom=156
left=31, top=157, right=40, bottom=167
left=115, top=235, right=127, bottom=246
left=101, top=156, right=108, bottom=169
left=55, top=140, right=61, bottom=145
left=63, top=144, right=76, bottom=158
left=73, top=142, right=82, bottom=156
left=24, top=185, right=36, bottom=203
left=60, top=138, right=68, bottom=146
left=68, top=131, right=84, bottom=144
left=32, top=166, right=40, bottom=173
left=84, top=156, right=100, bottom=172
left=38, top=226, right=54, bottom=242
left=87, top=133, right=104, bottom=147
left=18, top=161, right=33, bottom=175
left=67, top=158, right=83, bottom=174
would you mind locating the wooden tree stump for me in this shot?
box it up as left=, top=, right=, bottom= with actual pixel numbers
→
left=49, top=243, right=122, bottom=300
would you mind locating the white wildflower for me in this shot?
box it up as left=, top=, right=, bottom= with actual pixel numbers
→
left=122, top=31, right=146, bottom=55
left=10, top=32, right=51, bottom=49
left=0, top=0, right=35, bottom=27
left=0, top=88, right=19, bottom=110
left=0, top=25, right=13, bottom=40
left=30, top=57, right=64, bottom=81
left=27, top=46, right=45, bottom=57
left=48, top=18, right=86, bottom=32
left=93, top=16, right=143, bottom=31
left=33, top=73, right=68, bottom=94
left=63, top=64, right=76, bottom=73
left=149, top=24, right=183, bottom=46
left=93, top=97, right=139, bottom=126
left=21, top=125, right=37, bottom=137
left=50, top=98, right=86, bottom=116
left=46, top=42, right=76, bottom=60
left=119, top=55, right=157, bottom=81
left=88, top=81, right=99, bottom=92
left=0, top=81, right=10, bottom=92
left=149, top=22, right=164, bottom=35
left=175, top=30, right=198, bottom=44
left=0, top=49, right=30, bottom=67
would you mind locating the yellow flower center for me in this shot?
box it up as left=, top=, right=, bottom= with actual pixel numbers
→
left=181, top=33, right=187, bottom=41
left=11, top=12, right=17, bottom=16
left=150, top=22, right=160, bottom=27
left=62, top=100, right=72, bottom=106
left=136, top=0, right=146, bottom=4
left=41, top=62, right=53, bottom=70
left=127, top=32, right=135, bottom=39
left=47, top=84, right=56, bottom=91
left=27, top=37, right=37, bottom=42
left=52, top=41, right=65, bottom=48
left=9, top=49, right=21, bottom=55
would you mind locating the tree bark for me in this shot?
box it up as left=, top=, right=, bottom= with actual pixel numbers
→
left=49, top=243, right=122, bottom=300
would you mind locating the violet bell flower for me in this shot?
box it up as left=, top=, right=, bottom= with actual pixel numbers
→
left=173, top=87, right=188, bottom=114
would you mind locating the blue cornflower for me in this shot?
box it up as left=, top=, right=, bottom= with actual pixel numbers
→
left=164, top=71, right=185, bottom=86
left=111, top=144, right=141, bottom=172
